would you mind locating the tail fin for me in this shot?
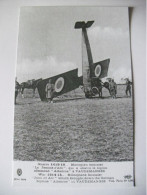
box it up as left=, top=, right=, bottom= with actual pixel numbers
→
left=74, top=21, right=94, bottom=29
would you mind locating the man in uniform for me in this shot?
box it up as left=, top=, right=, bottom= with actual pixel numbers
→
left=15, top=77, right=20, bottom=104
left=109, top=79, right=117, bottom=98
left=125, top=78, right=132, bottom=97
left=45, top=79, right=55, bottom=103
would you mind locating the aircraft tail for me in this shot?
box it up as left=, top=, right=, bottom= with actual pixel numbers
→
left=75, top=21, right=95, bottom=93
left=74, top=21, right=94, bottom=29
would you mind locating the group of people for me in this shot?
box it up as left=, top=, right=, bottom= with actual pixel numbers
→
left=107, top=78, right=132, bottom=98
left=92, top=77, right=132, bottom=99
left=15, top=77, right=132, bottom=104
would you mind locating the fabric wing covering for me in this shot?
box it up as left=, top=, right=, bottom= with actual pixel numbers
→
left=91, top=59, right=110, bottom=79
left=37, top=69, right=83, bottom=101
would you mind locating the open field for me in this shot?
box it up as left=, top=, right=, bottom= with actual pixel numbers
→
left=14, top=85, right=134, bottom=162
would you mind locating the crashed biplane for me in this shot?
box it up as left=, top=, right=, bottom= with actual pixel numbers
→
left=37, top=21, right=110, bottom=101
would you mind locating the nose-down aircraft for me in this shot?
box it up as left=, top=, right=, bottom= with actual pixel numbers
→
left=37, top=21, right=110, bottom=101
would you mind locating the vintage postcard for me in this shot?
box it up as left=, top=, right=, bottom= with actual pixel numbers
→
left=13, top=6, right=134, bottom=186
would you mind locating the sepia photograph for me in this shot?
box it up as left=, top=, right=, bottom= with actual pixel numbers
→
left=14, top=6, right=134, bottom=163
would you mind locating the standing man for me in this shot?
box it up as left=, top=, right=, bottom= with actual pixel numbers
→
left=45, top=79, right=54, bottom=103
left=15, top=77, right=20, bottom=104
left=109, top=79, right=117, bottom=98
left=125, top=78, right=132, bottom=97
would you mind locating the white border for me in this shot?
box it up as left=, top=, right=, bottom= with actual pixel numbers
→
left=0, top=0, right=146, bottom=194
left=13, top=161, right=134, bottom=187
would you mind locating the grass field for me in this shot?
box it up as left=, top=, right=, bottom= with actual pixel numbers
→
left=14, top=85, right=134, bottom=162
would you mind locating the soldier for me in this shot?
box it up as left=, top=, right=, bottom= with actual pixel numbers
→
left=125, top=78, right=132, bottom=97
left=15, top=77, right=20, bottom=104
left=45, top=79, right=55, bottom=103
left=109, top=79, right=117, bottom=98
left=96, top=78, right=103, bottom=97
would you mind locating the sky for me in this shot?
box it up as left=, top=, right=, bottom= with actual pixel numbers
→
left=16, top=6, right=132, bottom=83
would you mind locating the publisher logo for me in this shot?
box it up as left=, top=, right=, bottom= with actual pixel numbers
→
left=124, top=175, right=132, bottom=179
left=17, top=169, right=22, bottom=176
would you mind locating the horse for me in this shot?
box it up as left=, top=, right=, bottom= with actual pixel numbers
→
left=20, top=78, right=42, bottom=98
left=103, top=81, right=110, bottom=92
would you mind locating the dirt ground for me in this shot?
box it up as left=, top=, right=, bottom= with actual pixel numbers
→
left=14, top=85, right=134, bottom=162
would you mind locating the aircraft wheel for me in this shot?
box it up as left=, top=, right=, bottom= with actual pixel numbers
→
left=85, top=92, right=92, bottom=98
left=92, top=87, right=99, bottom=96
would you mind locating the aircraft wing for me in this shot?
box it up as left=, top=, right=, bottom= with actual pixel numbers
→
left=37, top=69, right=83, bottom=101
left=91, top=59, right=110, bottom=79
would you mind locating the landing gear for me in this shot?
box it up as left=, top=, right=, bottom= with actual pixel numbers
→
left=91, top=87, right=99, bottom=96
left=85, top=91, right=93, bottom=98
left=84, top=87, right=102, bottom=98
left=91, top=87, right=102, bottom=98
